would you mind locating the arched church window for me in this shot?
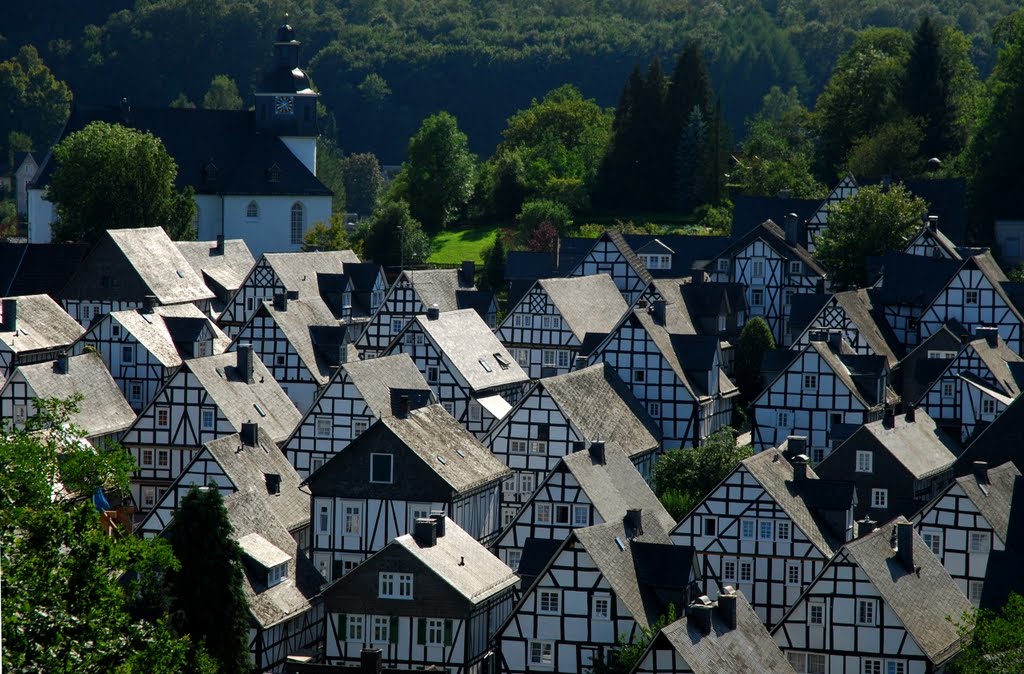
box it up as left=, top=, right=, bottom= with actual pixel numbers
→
left=291, top=202, right=305, bottom=244
left=246, top=201, right=260, bottom=219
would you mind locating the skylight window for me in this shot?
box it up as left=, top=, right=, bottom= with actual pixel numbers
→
left=176, top=270, right=185, bottom=278
left=478, top=357, right=492, bottom=373
left=494, top=353, right=511, bottom=370
left=254, top=403, right=267, bottom=417
left=436, top=455, right=447, bottom=465
left=614, top=537, right=626, bottom=551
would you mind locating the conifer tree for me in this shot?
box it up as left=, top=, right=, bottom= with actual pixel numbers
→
left=905, top=17, right=966, bottom=159
left=673, top=106, right=705, bottom=212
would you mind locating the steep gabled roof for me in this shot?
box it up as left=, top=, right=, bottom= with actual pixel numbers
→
left=730, top=194, right=819, bottom=243
left=956, top=392, right=1024, bottom=476
left=873, top=253, right=960, bottom=307
left=811, top=341, right=892, bottom=408
left=341, top=353, right=433, bottom=418
left=648, top=278, right=699, bottom=335
left=175, top=239, right=256, bottom=300
left=833, top=289, right=905, bottom=366
left=251, top=297, right=344, bottom=384
left=704, top=219, right=824, bottom=277
left=402, top=268, right=475, bottom=312
left=262, top=250, right=360, bottom=294
left=414, top=309, right=528, bottom=393
left=825, top=411, right=957, bottom=480
left=951, top=462, right=1022, bottom=543
left=0, top=294, right=84, bottom=355
left=906, top=223, right=962, bottom=260
left=539, top=275, right=630, bottom=341
left=105, top=304, right=230, bottom=368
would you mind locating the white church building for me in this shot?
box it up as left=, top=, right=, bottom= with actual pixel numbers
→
left=27, top=21, right=332, bottom=257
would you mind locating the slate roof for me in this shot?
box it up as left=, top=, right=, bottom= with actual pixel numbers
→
left=793, top=290, right=904, bottom=367
left=105, top=304, right=230, bottom=368
left=8, top=352, right=135, bottom=438
left=540, top=363, right=663, bottom=458
left=978, top=473, right=1024, bottom=610
left=403, top=268, right=475, bottom=312
left=380, top=404, right=511, bottom=493
left=841, top=517, right=972, bottom=665
left=873, top=253, right=960, bottom=307
left=955, top=392, right=1024, bottom=476
left=261, top=250, right=360, bottom=297
left=731, top=194, right=819, bottom=243
left=620, top=234, right=736, bottom=278
left=0, top=294, right=84, bottom=355
left=811, top=341, right=894, bottom=408
left=642, top=591, right=798, bottom=674
left=560, top=445, right=675, bottom=532
left=678, top=279, right=747, bottom=327
left=0, top=243, right=89, bottom=297
left=963, top=332, right=1024, bottom=398
left=505, top=251, right=557, bottom=280
left=393, top=517, right=518, bottom=603
left=534, top=274, right=631, bottom=341
left=787, top=293, right=832, bottom=343
left=648, top=278, right=699, bottom=335
left=174, top=239, right=256, bottom=303
left=252, top=296, right=344, bottom=384
left=414, top=309, right=528, bottom=393
left=826, top=411, right=957, bottom=480
left=953, top=252, right=1024, bottom=325
left=908, top=223, right=962, bottom=260
left=185, top=351, right=301, bottom=443
left=340, top=353, right=433, bottom=418
left=900, top=323, right=964, bottom=405
left=32, top=104, right=329, bottom=196
left=703, top=220, right=824, bottom=277
left=949, top=461, right=1022, bottom=543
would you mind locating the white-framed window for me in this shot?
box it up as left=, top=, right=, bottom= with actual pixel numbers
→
left=538, top=590, right=560, bottom=614
left=789, top=260, right=803, bottom=275
left=157, top=449, right=169, bottom=468
left=519, top=471, right=535, bottom=496
left=751, top=288, right=764, bottom=307
left=857, top=599, right=877, bottom=625
left=739, top=560, right=753, bottom=583
left=246, top=200, right=260, bottom=218
left=427, top=365, right=439, bottom=383
left=752, top=259, right=765, bottom=278
left=379, top=572, right=413, bottom=599
left=343, top=503, right=361, bottom=535
left=921, top=529, right=943, bottom=556
left=468, top=402, right=482, bottom=422
left=968, top=580, right=985, bottom=606
left=156, top=406, right=169, bottom=428
left=200, top=407, right=215, bottom=431
left=510, top=440, right=528, bottom=454
left=542, top=350, right=556, bottom=367
left=777, top=411, right=791, bottom=427
left=965, top=289, right=979, bottom=304
left=717, top=258, right=730, bottom=272
left=318, top=504, right=330, bottom=533
left=512, top=313, right=528, bottom=328
left=442, top=401, right=456, bottom=416
left=290, top=202, right=305, bottom=244
left=424, top=618, right=445, bottom=646
left=536, top=503, right=552, bottom=524
left=352, top=418, right=369, bottom=436
left=529, top=640, right=554, bottom=667
left=13, top=404, right=27, bottom=424
left=246, top=296, right=255, bottom=312
left=370, top=453, right=393, bottom=483
left=941, top=381, right=955, bottom=400
left=506, top=549, right=521, bottom=570
left=557, top=350, right=570, bottom=368
left=872, top=488, right=889, bottom=508
left=981, top=398, right=997, bottom=415
left=862, top=659, right=883, bottom=674
left=928, top=349, right=957, bottom=359
left=787, top=652, right=825, bottom=674
left=803, top=374, right=818, bottom=390
left=573, top=504, right=590, bottom=527
left=391, top=318, right=405, bottom=335
left=648, top=401, right=661, bottom=417
left=141, top=448, right=155, bottom=467
left=315, top=415, right=331, bottom=437
left=722, top=559, right=737, bottom=582
left=809, top=599, right=824, bottom=626
left=530, top=440, right=548, bottom=454
left=786, top=561, right=801, bottom=586
left=267, top=561, right=288, bottom=587
left=856, top=450, right=873, bottom=473
left=592, top=594, right=611, bottom=620
left=512, top=348, right=530, bottom=367
left=885, top=662, right=907, bottom=674
left=346, top=615, right=364, bottom=641
left=777, top=521, right=791, bottom=541
left=141, top=485, right=157, bottom=508
left=372, top=616, right=390, bottom=643
left=759, top=520, right=774, bottom=540
left=970, top=531, right=991, bottom=553
left=121, top=345, right=134, bottom=364
left=129, top=382, right=143, bottom=405
left=741, top=519, right=756, bottom=539
left=703, top=516, right=717, bottom=537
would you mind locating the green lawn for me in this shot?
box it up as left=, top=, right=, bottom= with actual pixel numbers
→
left=428, top=225, right=499, bottom=265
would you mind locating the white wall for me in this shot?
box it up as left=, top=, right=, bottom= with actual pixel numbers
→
left=223, top=195, right=332, bottom=258
left=27, top=189, right=54, bottom=243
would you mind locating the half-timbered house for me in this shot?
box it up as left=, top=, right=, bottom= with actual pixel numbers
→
left=873, top=253, right=960, bottom=348
left=69, top=303, right=230, bottom=412
left=495, top=274, right=628, bottom=378
left=815, top=408, right=957, bottom=522
left=751, top=332, right=896, bottom=460
left=496, top=509, right=700, bottom=674
left=56, top=227, right=216, bottom=326
left=803, top=173, right=858, bottom=254
left=898, top=323, right=964, bottom=409
left=677, top=276, right=748, bottom=341
left=306, top=404, right=509, bottom=581
left=385, top=308, right=529, bottom=438
left=772, top=518, right=972, bottom=674
left=0, top=352, right=135, bottom=445
left=703, top=219, right=824, bottom=346
left=630, top=589, right=798, bottom=674
left=564, top=231, right=654, bottom=305
left=953, top=388, right=1024, bottom=476
left=789, top=290, right=903, bottom=368
left=492, top=442, right=674, bottom=573
left=482, top=362, right=662, bottom=525
left=904, top=217, right=964, bottom=261
left=322, top=515, right=518, bottom=673
left=913, top=460, right=1021, bottom=607
left=670, top=440, right=856, bottom=628
left=281, top=353, right=433, bottom=479
left=174, top=236, right=256, bottom=314
left=915, top=327, right=1024, bottom=443
left=0, top=294, right=84, bottom=384
left=355, top=264, right=480, bottom=358
left=217, top=250, right=361, bottom=337
left=119, top=346, right=300, bottom=515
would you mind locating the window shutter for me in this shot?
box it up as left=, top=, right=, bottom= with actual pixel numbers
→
left=417, top=618, right=426, bottom=645
left=389, top=616, right=399, bottom=644
left=338, top=614, right=347, bottom=641
left=444, top=619, right=453, bottom=646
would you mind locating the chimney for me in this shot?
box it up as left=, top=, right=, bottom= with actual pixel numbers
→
left=784, top=213, right=799, bottom=245
left=241, top=421, right=259, bottom=446
left=927, top=215, right=939, bottom=232
left=650, top=299, right=666, bottom=326
left=574, top=354, right=589, bottom=371
left=637, top=299, right=649, bottom=309
left=142, top=295, right=158, bottom=313
left=460, top=260, right=475, bottom=287
left=360, top=648, right=383, bottom=674
left=214, top=234, right=225, bottom=255
left=588, top=441, right=606, bottom=465
left=54, top=353, right=70, bottom=375
left=430, top=511, right=446, bottom=537
left=624, top=509, right=643, bottom=539
left=1, top=298, right=17, bottom=332
left=895, top=521, right=915, bottom=571
left=973, top=461, right=989, bottom=486
left=882, top=406, right=895, bottom=429
left=809, top=330, right=826, bottom=343
left=826, top=330, right=842, bottom=351
left=264, top=472, right=281, bottom=495
left=976, top=326, right=1000, bottom=348
left=286, top=289, right=299, bottom=301
left=717, top=591, right=738, bottom=630
left=689, top=601, right=713, bottom=636
left=237, top=343, right=255, bottom=384
left=904, top=405, right=916, bottom=423
left=426, top=304, right=440, bottom=321
left=413, top=517, right=437, bottom=547
left=857, top=517, right=877, bottom=538
left=691, top=269, right=705, bottom=285
left=791, top=454, right=808, bottom=482
left=786, top=435, right=807, bottom=459
left=273, top=292, right=288, bottom=311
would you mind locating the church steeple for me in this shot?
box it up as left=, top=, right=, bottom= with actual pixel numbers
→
left=255, top=16, right=318, bottom=139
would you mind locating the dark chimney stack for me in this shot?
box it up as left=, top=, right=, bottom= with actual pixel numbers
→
left=265, top=472, right=281, bottom=495
left=413, top=517, right=437, bottom=548
left=786, top=435, right=807, bottom=459
left=905, top=405, right=916, bottom=423
left=791, top=454, right=808, bottom=482
left=426, top=304, right=440, bottom=321
left=589, top=441, right=606, bottom=465
left=857, top=517, right=877, bottom=538
left=360, top=648, right=383, bottom=674
left=973, top=461, right=989, bottom=486
left=54, top=353, right=70, bottom=375
left=826, top=330, right=842, bottom=351
left=976, top=326, right=1000, bottom=348
left=574, top=354, right=589, bottom=371
left=214, top=234, right=225, bottom=255
left=689, top=598, right=714, bottom=636
left=882, top=406, right=895, bottom=429
left=637, top=299, right=649, bottom=309
left=624, top=509, right=643, bottom=539
left=273, top=292, right=288, bottom=311
left=691, top=269, right=705, bottom=285
left=286, top=289, right=299, bottom=301
left=895, top=521, right=915, bottom=571
left=241, top=421, right=259, bottom=446
left=717, top=591, right=738, bottom=630
left=460, top=260, right=475, bottom=288
left=784, top=213, right=799, bottom=245
left=430, top=511, right=446, bottom=537
left=650, top=299, right=667, bottom=326
left=927, top=215, right=939, bottom=232
left=237, top=343, right=255, bottom=384
left=142, top=295, right=158, bottom=314
left=1, top=298, right=17, bottom=332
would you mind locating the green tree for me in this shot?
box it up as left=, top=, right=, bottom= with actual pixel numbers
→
left=1, top=397, right=197, bottom=674
left=735, top=316, right=777, bottom=404
left=480, top=233, right=507, bottom=293
left=815, top=183, right=928, bottom=290
left=360, top=199, right=431, bottom=268
left=652, top=428, right=753, bottom=520
left=168, top=487, right=251, bottom=674
left=316, top=137, right=347, bottom=213
left=952, top=593, right=1024, bottom=673
left=48, top=121, right=196, bottom=242
left=0, top=45, right=72, bottom=161
left=398, top=111, right=476, bottom=233
left=589, top=604, right=677, bottom=674
left=673, top=106, right=705, bottom=212
left=846, top=117, right=926, bottom=179
left=303, top=213, right=351, bottom=251
left=201, top=74, right=243, bottom=111
left=169, top=93, right=196, bottom=109
left=516, top=198, right=573, bottom=242
left=340, top=152, right=384, bottom=216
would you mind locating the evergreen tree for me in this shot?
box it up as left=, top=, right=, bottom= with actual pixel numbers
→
left=735, top=317, right=776, bottom=404
left=905, top=17, right=961, bottom=158
left=666, top=44, right=714, bottom=154
left=596, top=65, right=646, bottom=211
left=698, top=97, right=730, bottom=206
left=639, top=58, right=670, bottom=209
left=673, top=106, right=705, bottom=213
left=169, top=488, right=251, bottom=674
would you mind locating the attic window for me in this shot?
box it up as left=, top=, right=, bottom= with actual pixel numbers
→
left=176, top=270, right=185, bottom=279
left=494, top=353, right=511, bottom=370
left=436, top=455, right=447, bottom=466
left=268, top=561, right=288, bottom=586
left=266, top=163, right=282, bottom=183
left=478, top=357, right=492, bottom=373
left=203, top=161, right=218, bottom=183
left=614, top=537, right=626, bottom=551
left=455, top=449, right=466, bottom=458
left=254, top=403, right=267, bottom=417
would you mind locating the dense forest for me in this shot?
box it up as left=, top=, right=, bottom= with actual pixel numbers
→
left=4, top=0, right=1021, bottom=162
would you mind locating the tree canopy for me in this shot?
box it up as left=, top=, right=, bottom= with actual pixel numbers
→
left=201, top=74, right=243, bottom=110
left=735, top=316, right=776, bottom=404
left=953, top=592, right=1024, bottom=673
left=0, top=45, right=72, bottom=163
left=48, top=121, right=196, bottom=242
left=652, top=427, right=753, bottom=520
left=340, top=152, right=384, bottom=216
left=359, top=198, right=431, bottom=268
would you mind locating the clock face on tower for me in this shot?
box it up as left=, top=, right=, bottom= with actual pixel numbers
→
left=274, top=95, right=295, bottom=115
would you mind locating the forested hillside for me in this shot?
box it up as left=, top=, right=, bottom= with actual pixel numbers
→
left=4, top=0, right=1020, bottom=162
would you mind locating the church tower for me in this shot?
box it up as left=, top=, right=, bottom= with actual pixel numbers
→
left=255, top=17, right=318, bottom=173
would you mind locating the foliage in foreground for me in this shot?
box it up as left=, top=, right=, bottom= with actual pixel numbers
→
left=952, top=592, right=1024, bottom=673
left=652, top=427, right=753, bottom=521
left=588, top=604, right=677, bottom=674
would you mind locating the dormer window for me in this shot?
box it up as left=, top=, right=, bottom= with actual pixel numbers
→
left=268, top=561, right=289, bottom=586
left=266, top=163, right=282, bottom=183
left=237, top=533, right=291, bottom=588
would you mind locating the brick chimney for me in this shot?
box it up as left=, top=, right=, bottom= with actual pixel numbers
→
left=237, top=343, right=255, bottom=384
left=588, top=440, right=606, bottom=465
left=1, top=298, right=17, bottom=332
left=688, top=598, right=714, bottom=636
left=717, top=590, right=738, bottom=630
left=413, top=517, right=437, bottom=547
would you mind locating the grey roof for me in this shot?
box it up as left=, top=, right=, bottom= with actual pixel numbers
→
left=393, top=518, right=518, bottom=603
left=561, top=445, right=675, bottom=531
left=842, top=517, right=972, bottom=665
left=635, top=238, right=675, bottom=256
left=10, top=352, right=135, bottom=438
left=541, top=363, right=662, bottom=458
left=642, top=592, right=797, bottom=674
left=951, top=461, right=1022, bottom=542
left=705, top=220, right=825, bottom=277
left=254, top=297, right=344, bottom=384
left=108, top=227, right=216, bottom=304
left=648, top=278, right=698, bottom=334
left=185, top=351, right=301, bottom=443
left=874, top=253, right=961, bottom=307
left=261, top=250, right=360, bottom=298
left=105, top=304, right=230, bottom=368
left=224, top=489, right=322, bottom=629
left=601, top=231, right=653, bottom=285
left=908, top=224, right=962, bottom=260
left=0, top=294, right=84, bottom=354
left=964, top=333, right=1024, bottom=398
left=381, top=404, right=511, bottom=493
left=415, top=309, right=528, bottom=393
left=341, top=353, right=433, bottom=418
left=834, top=289, right=904, bottom=366
left=788, top=293, right=832, bottom=342
left=955, top=392, right=1024, bottom=476
left=403, top=268, right=474, bottom=312
left=174, top=239, right=256, bottom=300
left=811, top=341, right=894, bottom=408
left=828, top=411, right=957, bottom=480
left=538, top=274, right=630, bottom=341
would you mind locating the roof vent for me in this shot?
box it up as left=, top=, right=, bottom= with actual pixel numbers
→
left=264, top=472, right=281, bottom=495
left=426, top=304, right=440, bottom=321
left=287, top=289, right=299, bottom=301
left=588, top=441, right=606, bottom=465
